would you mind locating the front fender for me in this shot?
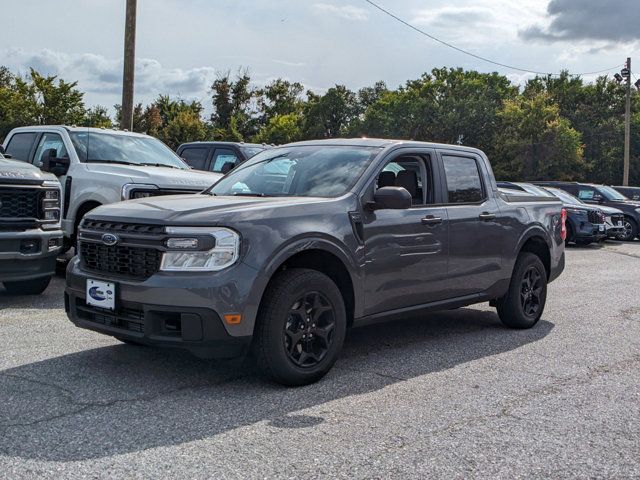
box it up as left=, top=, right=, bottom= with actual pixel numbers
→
left=242, top=234, right=364, bottom=329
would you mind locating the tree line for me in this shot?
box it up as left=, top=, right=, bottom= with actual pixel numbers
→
left=1, top=65, right=639, bottom=184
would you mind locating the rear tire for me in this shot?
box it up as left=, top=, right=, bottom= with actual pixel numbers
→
left=254, top=268, right=347, bottom=386
left=496, top=253, right=547, bottom=329
left=3, top=276, right=52, bottom=295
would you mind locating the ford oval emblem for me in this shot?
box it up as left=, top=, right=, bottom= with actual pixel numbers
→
left=101, top=233, right=119, bottom=246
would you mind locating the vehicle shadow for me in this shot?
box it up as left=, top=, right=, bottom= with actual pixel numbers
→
left=0, top=308, right=554, bottom=461
left=0, top=277, right=65, bottom=310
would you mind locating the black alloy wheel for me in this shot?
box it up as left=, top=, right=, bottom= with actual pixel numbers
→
left=284, top=292, right=336, bottom=368
left=619, top=218, right=637, bottom=241
left=520, top=266, right=543, bottom=318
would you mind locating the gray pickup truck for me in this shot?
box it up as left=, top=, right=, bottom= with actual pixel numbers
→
left=0, top=150, right=63, bottom=294
left=65, top=139, right=566, bottom=385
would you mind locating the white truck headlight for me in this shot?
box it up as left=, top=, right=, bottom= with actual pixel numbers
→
left=160, top=227, right=240, bottom=272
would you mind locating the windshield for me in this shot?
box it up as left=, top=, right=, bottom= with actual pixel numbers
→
left=209, top=145, right=380, bottom=197
left=546, top=188, right=583, bottom=205
left=599, top=185, right=627, bottom=201
left=69, top=131, right=188, bottom=169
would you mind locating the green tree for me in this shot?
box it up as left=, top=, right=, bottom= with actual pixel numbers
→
left=255, top=112, right=303, bottom=145
left=302, top=85, right=358, bottom=138
left=210, top=70, right=257, bottom=141
left=83, top=106, right=113, bottom=128
left=493, top=92, right=587, bottom=181
left=162, top=110, right=207, bottom=149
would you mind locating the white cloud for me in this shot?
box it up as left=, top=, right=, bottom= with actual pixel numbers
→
left=313, top=3, right=369, bottom=21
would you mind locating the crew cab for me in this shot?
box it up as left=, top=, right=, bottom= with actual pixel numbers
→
left=176, top=141, right=268, bottom=174
left=535, top=181, right=640, bottom=241
left=2, top=126, right=223, bottom=248
left=65, top=139, right=566, bottom=385
left=0, top=149, right=63, bottom=294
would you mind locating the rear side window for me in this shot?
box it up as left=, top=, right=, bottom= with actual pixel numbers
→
left=577, top=188, right=596, bottom=200
left=181, top=147, right=209, bottom=170
left=211, top=148, right=240, bottom=173
left=442, top=155, right=484, bottom=203
left=5, top=132, right=37, bottom=162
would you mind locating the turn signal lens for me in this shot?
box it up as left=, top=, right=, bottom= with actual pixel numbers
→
left=166, top=238, right=199, bottom=249
left=224, top=314, right=242, bottom=325
left=561, top=208, right=567, bottom=241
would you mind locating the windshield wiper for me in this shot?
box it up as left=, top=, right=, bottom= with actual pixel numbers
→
left=139, top=163, right=182, bottom=169
left=85, top=159, right=139, bottom=166
left=231, top=192, right=270, bottom=197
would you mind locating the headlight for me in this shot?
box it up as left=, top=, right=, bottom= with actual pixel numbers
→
left=41, top=181, right=61, bottom=227
left=160, top=227, right=240, bottom=272
left=121, top=183, right=159, bottom=200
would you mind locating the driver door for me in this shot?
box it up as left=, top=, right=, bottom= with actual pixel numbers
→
left=361, top=149, right=449, bottom=316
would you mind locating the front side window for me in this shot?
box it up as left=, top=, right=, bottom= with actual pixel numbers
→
left=181, top=147, right=209, bottom=170
left=69, top=131, right=188, bottom=169
left=442, top=155, right=484, bottom=203
left=34, top=133, right=68, bottom=165
left=209, top=146, right=379, bottom=197
left=5, top=132, right=37, bottom=162
left=377, top=156, right=431, bottom=205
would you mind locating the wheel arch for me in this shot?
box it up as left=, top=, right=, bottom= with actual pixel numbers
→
left=515, top=229, right=551, bottom=279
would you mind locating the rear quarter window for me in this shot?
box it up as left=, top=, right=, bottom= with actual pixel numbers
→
left=5, top=132, right=38, bottom=162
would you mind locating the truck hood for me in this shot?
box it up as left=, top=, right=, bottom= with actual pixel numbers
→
left=607, top=199, right=640, bottom=209
left=84, top=164, right=221, bottom=189
left=0, top=158, right=57, bottom=183
left=88, top=194, right=332, bottom=224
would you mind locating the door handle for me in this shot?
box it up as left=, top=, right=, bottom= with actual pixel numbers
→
left=421, top=215, right=443, bottom=226
left=479, top=212, right=496, bottom=221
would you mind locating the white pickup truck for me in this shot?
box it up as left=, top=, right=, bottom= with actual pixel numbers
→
left=2, top=126, right=222, bottom=248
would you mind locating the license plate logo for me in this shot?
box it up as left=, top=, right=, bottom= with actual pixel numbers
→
left=86, top=280, right=115, bottom=310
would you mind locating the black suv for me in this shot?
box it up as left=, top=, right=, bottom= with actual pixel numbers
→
left=535, top=182, right=640, bottom=241
left=176, top=142, right=268, bottom=174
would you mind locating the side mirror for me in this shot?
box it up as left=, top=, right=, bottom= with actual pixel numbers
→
left=41, top=148, right=70, bottom=176
left=369, top=187, right=412, bottom=210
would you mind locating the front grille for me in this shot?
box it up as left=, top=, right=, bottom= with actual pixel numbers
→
left=0, top=188, right=40, bottom=219
left=587, top=210, right=605, bottom=224
left=76, top=298, right=144, bottom=332
left=81, top=220, right=165, bottom=235
left=79, top=241, right=162, bottom=280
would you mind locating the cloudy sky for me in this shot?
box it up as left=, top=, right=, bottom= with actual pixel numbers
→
left=1, top=0, right=639, bottom=111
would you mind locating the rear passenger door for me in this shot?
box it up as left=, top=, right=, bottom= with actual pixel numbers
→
left=438, top=151, right=504, bottom=297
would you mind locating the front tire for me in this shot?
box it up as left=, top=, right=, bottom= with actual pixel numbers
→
left=254, top=268, right=347, bottom=386
left=619, top=217, right=638, bottom=242
left=3, top=276, right=52, bottom=295
left=496, top=253, right=547, bottom=329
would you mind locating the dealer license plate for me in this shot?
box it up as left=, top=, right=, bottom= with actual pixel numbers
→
left=86, top=279, right=116, bottom=310
left=599, top=225, right=605, bottom=232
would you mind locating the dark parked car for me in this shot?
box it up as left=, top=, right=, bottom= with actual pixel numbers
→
left=534, top=182, right=640, bottom=241
left=613, top=185, right=640, bottom=201
left=176, top=141, right=269, bottom=174
left=66, top=139, right=565, bottom=385
left=497, top=182, right=606, bottom=245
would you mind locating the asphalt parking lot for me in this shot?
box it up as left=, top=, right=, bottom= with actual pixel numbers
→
left=1, top=243, right=639, bottom=479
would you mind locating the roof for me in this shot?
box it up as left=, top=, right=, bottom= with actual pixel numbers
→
left=281, top=138, right=486, bottom=155
left=178, top=141, right=267, bottom=148
left=8, top=125, right=152, bottom=138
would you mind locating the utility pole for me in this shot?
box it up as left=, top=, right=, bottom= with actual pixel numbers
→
left=623, top=57, right=631, bottom=186
left=121, top=0, right=137, bottom=131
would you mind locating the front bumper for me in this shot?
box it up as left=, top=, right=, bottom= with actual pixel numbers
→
left=0, top=229, right=63, bottom=281
left=65, top=258, right=258, bottom=359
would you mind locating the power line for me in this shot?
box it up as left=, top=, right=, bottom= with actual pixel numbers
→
left=363, top=0, right=622, bottom=77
